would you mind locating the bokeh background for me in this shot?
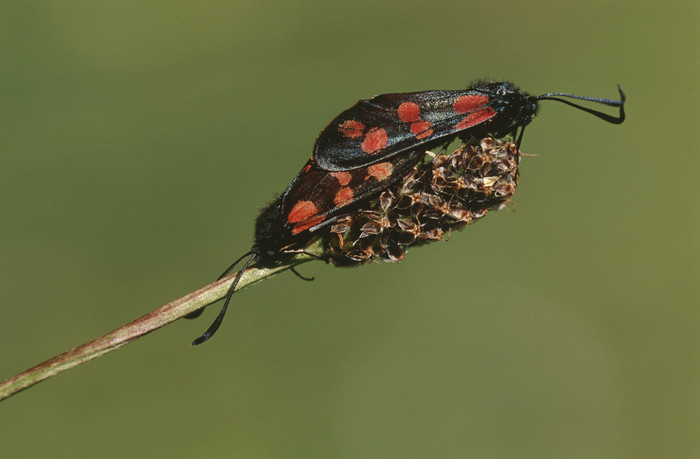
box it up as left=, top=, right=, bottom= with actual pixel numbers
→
left=1, top=1, right=698, bottom=457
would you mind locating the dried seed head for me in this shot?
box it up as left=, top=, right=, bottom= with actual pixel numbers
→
left=324, top=137, right=521, bottom=266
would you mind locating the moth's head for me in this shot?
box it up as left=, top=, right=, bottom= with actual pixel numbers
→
left=469, top=80, right=540, bottom=131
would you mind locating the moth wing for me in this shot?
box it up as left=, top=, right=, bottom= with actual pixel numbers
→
left=282, top=150, right=423, bottom=236
left=313, top=90, right=494, bottom=171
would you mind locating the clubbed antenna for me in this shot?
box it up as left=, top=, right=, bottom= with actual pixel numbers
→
left=191, top=251, right=257, bottom=345
left=537, top=85, right=625, bottom=124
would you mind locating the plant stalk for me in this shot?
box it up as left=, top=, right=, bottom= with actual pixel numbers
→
left=0, top=253, right=316, bottom=401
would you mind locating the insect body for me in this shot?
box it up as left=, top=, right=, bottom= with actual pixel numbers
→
left=191, top=80, right=625, bottom=345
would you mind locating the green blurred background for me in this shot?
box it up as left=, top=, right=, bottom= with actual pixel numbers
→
left=1, top=1, right=698, bottom=457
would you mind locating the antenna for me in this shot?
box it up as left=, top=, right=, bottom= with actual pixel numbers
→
left=537, top=85, right=625, bottom=124
left=191, top=251, right=257, bottom=345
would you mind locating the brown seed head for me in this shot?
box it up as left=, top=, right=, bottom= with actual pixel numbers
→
left=324, top=137, right=521, bottom=266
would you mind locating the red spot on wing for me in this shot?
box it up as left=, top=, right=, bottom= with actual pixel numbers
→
left=410, top=121, right=433, bottom=139
left=367, top=162, right=394, bottom=181
left=361, top=128, right=388, bottom=154
left=454, top=107, right=497, bottom=130
left=288, top=200, right=319, bottom=223
left=397, top=102, right=420, bottom=122
left=291, top=215, right=326, bottom=235
left=333, top=187, right=354, bottom=206
left=453, top=95, right=489, bottom=114
left=338, top=120, right=365, bottom=138
left=331, top=171, right=352, bottom=186
left=397, top=102, right=434, bottom=140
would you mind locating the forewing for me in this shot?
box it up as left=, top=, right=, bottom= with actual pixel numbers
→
left=281, top=150, right=424, bottom=236
left=313, top=90, right=497, bottom=171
